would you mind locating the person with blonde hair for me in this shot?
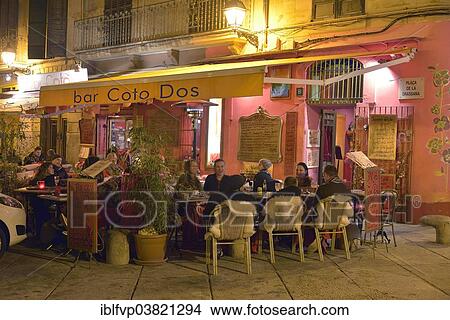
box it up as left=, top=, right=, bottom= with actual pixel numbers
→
left=253, top=159, right=276, bottom=192
left=175, top=159, right=202, bottom=193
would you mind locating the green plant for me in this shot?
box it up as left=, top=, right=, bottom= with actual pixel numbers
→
left=0, top=114, right=28, bottom=195
left=0, top=113, right=27, bottom=163
left=128, top=127, right=175, bottom=235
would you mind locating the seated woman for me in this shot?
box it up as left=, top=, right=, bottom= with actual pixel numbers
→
left=296, top=162, right=312, bottom=188
left=175, top=160, right=202, bottom=218
left=29, top=162, right=56, bottom=240
left=30, top=162, right=55, bottom=187
left=51, top=154, right=69, bottom=186
left=176, top=160, right=202, bottom=194
left=104, top=152, right=123, bottom=177
left=253, top=159, right=276, bottom=192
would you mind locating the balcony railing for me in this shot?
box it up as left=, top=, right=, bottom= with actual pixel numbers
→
left=74, top=0, right=251, bottom=51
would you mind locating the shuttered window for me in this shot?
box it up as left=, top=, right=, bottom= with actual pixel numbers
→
left=0, top=0, right=18, bottom=44
left=306, top=58, right=364, bottom=105
left=28, top=0, right=67, bottom=59
left=312, top=0, right=365, bottom=20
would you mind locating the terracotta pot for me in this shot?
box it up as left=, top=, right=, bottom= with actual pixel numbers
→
left=134, top=233, right=167, bottom=263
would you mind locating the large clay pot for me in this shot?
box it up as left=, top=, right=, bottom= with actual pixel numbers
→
left=134, top=233, right=167, bottom=264
left=106, top=230, right=130, bottom=265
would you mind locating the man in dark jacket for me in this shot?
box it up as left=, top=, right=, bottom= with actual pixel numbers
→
left=23, top=146, right=45, bottom=165
left=203, top=159, right=232, bottom=219
left=269, top=176, right=301, bottom=199
left=316, top=165, right=349, bottom=200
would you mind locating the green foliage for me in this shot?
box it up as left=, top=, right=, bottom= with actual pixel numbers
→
left=0, top=114, right=27, bottom=163
left=129, top=127, right=175, bottom=235
left=0, top=162, right=23, bottom=196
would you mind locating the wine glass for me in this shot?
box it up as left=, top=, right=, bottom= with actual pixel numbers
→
left=54, top=176, right=60, bottom=187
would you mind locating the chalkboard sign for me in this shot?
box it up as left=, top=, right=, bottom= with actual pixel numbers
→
left=237, top=107, right=282, bottom=163
left=368, top=115, right=397, bottom=160
left=67, top=178, right=98, bottom=253
left=79, top=119, right=96, bottom=146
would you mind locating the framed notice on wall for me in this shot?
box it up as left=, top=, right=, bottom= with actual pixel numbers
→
left=368, top=115, right=397, bottom=160
left=67, top=178, right=98, bottom=254
left=237, top=107, right=282, bottom=163
left=79, top=119, right=96, bottom=146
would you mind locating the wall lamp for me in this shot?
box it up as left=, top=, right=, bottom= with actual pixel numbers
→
left=224, top=0, right=259, bottom=49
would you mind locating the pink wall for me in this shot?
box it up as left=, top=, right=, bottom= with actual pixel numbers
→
left=220, top=73, right=306, bottom=179
left=360, top=21, right=450, bottom=204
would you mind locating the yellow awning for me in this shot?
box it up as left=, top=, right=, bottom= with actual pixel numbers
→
left=39, top=48, right=413, bottom=107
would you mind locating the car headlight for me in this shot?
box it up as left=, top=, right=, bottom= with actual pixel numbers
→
left=0, top=194, right=23, bottom=209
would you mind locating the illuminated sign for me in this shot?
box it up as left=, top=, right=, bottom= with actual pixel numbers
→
left=18, top=68, right=88, bottom=92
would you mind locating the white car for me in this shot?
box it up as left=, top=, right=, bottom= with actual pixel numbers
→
left=0, top=193, right=27, bottom=258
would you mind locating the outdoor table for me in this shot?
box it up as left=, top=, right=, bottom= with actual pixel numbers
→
left=14, top=187, right=66, bottom=236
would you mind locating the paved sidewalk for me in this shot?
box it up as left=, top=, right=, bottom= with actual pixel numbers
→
left=0, top=224, right=449, bottom=300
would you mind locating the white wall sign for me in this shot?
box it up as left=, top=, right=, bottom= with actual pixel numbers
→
left=398, top=77, right=424, bottom=99
left=18, top=68, right=88, bottom=92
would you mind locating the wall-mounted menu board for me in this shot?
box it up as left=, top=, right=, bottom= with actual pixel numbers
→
left=368, top=115, right=397, bottom=160
left=238, top=107, right=282, bottom=163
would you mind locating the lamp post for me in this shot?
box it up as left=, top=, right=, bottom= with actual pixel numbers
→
left=224, top=0, right=259, bottom=49
left=172, top=100, right=218, bottom=161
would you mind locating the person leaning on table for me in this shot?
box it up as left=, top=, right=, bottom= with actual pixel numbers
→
left=303, top=165, right=350, bottom=253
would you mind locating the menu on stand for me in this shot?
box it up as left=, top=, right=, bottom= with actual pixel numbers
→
left=238, top=108, right=282, bottom=163
left=368, top=115, right=397, bottom=160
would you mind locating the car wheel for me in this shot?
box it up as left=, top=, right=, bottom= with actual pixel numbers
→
left=0, top=227, right=8, bottom=258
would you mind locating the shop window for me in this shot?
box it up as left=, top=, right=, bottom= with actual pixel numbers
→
left=312, top=0, right=365, bottom=20
left=108, top=117, right=133, bottom=151
left=206, top=98, right=222, bottom=167
left=28, top=0, right=68, bottom=59
left=306, top=58, right=364, bottom=105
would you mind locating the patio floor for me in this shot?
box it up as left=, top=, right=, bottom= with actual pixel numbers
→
left=0, top=224, right=449, bottom=300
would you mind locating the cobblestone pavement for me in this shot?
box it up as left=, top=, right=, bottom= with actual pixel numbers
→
left=0, top=224, right=449, bottom=300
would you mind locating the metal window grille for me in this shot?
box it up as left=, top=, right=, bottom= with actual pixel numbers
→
left=306, top=58, right=364, bottom=105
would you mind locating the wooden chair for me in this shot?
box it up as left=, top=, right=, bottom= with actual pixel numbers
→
left=314, top=195, right=353, bottom=261
left=259, top=196, right=304, bottom=263
left=205, top=200, right=256, bottom=275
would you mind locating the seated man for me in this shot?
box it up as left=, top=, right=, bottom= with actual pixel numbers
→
left=269, top=176, right=301, bottom=199
left=303, top=165, right=350, bottom=253
left=316, top=165, right=349, bottom=200
left=203, top=159, right=232, bottom=221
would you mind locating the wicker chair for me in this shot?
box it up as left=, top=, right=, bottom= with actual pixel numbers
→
left=205, top=200, right=256, bottom=275
left=259, top=196, right=304, bottom=263
left=314, top=195, right=353, bottom=261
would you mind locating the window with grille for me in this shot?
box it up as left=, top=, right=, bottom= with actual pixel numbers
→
left=312, top=0, right=365, bottom=20
left=306, top=58, right=364, bottom=105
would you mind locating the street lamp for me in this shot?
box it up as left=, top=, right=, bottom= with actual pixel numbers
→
left=172, top=100, right=218, bottom=161
left=1, top=46, right=15, bottom=66
left=224, top=0, right=259, bottom=49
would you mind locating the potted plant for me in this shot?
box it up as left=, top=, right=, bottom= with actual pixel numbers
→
left=127, top=127, right=175, bottom=264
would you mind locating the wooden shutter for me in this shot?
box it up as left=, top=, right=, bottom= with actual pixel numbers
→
left=47, top=0, right=68, bottom=58
left=28, top=0, right=47, bottom=59
left=0, top=0, right=18, bottom=38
